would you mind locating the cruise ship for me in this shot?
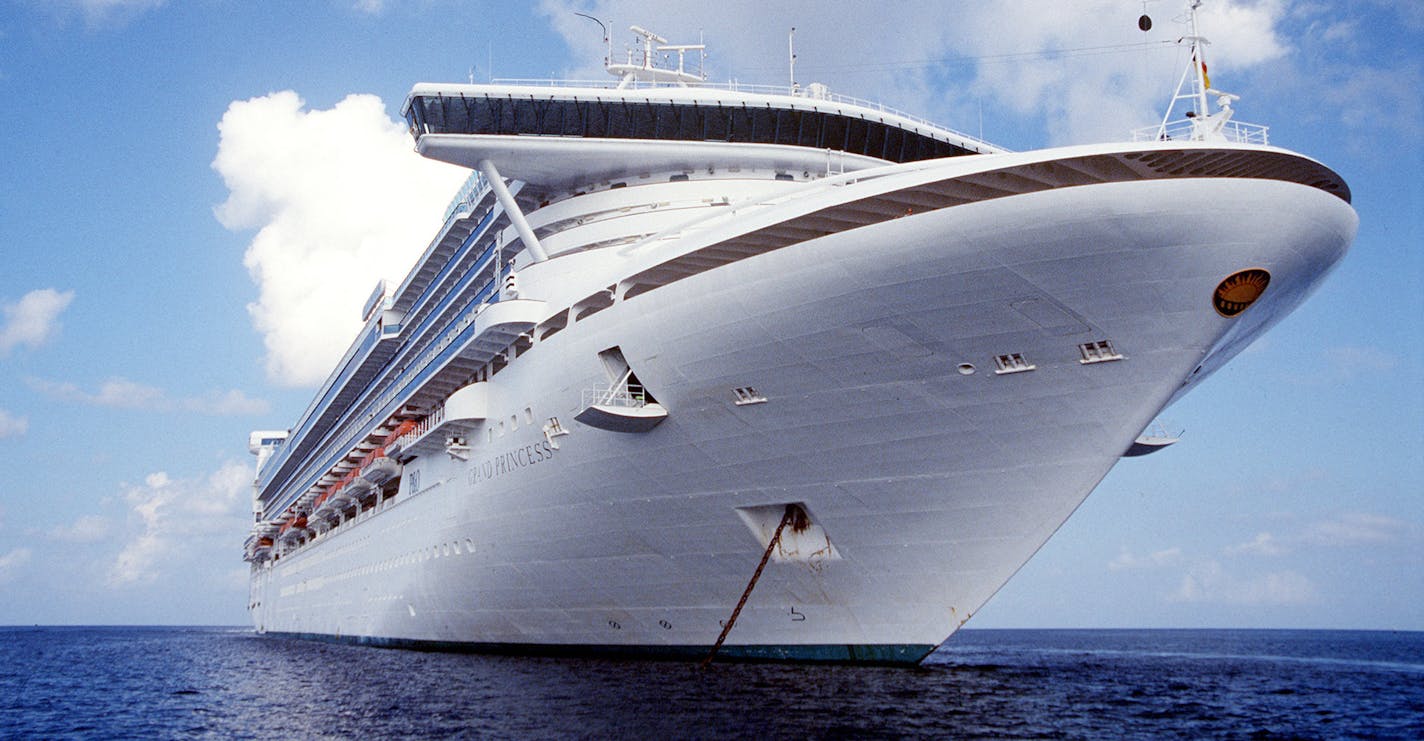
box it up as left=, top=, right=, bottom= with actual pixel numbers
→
left=243, top=9, right=1356, bottom=664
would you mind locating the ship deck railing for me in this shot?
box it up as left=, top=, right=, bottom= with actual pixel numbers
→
left=393, top=403, right=446, bottom=453
left=581, top=384, right=652, bottom=410
left=441, top=170, right=491, bottom=224
left=258, top=253, right=511, bottom=515
left=1131, top=118, right=1269, bottom=145
left=255, top=202, right=503, bottom=498
left=290, top=270, right=506, bottom=477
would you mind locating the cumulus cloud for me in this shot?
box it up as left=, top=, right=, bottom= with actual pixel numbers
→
left=1224, top=531, right=1288, bottom=557
left=183, top=389, right=272, bottom=416
left=51, top=515, right=110, bottom=543
left=1222, top=513, right=1415, bottom=557
left=1169, top=559, right=1318, bottom=606
left=1288, top=1, right=1424, bottom=149
left=212, top=91, right=468, bottom=387
left=0, top=547, right=32, bottom=584
left=41, top=0, right=166, bottom=28
left=1, top=288, right=74, bottom=355
left=26, top=377, right=269, bottom=416
left=1108, top=546, right=1183, bottom=571
left=0, top=408, right=27, bottom=439
left=109, top=462, right=252, bottom=586
left=541, top=0, right=1290, bottom=145
left=1302, top=512, right=1411, bottom=547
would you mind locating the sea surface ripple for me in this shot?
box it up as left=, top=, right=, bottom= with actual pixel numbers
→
left=1, top=627, right=1419, bottom=739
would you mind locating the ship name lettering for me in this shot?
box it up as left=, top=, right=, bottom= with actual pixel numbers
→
left=468, top=439, right=556, bottom=486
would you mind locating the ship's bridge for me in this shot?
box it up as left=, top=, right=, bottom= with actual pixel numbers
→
left=401, top=82, right=1004, bottom=190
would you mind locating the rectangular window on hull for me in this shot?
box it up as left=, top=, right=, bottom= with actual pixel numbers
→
left=994, top=353, right=1036, bottom=375
left=1079, top=340, right=1124, bottom=364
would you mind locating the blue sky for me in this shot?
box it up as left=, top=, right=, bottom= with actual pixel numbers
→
left=0, top=0, right=1419, bottom=629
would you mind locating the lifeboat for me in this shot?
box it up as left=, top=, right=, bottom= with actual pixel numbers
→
left=276, top=515, right=309, bottom=545
left=248, top=416, right=418, bottom=561
left=243, top=531, right=277, bottom=562
left=310, top=483, right=344, bottom=522
left=345, top=475, right=377, bottom=498
left=250, top=537, right=274, bottom=562
left=360, top=456, right=400, bottom=486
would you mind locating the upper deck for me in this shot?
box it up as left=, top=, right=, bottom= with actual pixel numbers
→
left=400, top=80, right=1004, bottom=189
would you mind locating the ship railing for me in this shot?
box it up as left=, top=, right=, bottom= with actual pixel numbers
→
left=262, top=260, right=510, bottom=518
left=1131, top=118, right=1269, bottom=145
left=257, top=188, right=502, bottom=496
left=442, top=170, right=491, bottom=224
left=487, top=77, right=999, bottom=152
left=255, top=309, right=386, bottom=492
left=581, top=384, right=651, bottom=409
left=393, top=402, right=446, bottom=453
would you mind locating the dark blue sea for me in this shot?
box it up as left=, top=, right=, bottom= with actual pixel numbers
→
left=1, top=627, right=1419, bottom=739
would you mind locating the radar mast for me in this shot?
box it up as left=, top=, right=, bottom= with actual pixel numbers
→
left=606, top=26, right=707, bottom=88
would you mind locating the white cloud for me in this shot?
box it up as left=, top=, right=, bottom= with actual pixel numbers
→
left=26, top=377, right=269, bottom=416
left=42, top=0, right=166, bottom=28
left=51, top=515, right=110, bottom=543
left=1302, top=512, right=1411, bottom=547
left=29, top=377, right=164, bottom=409
left=0, top=547, right=32, bottom=584
left=0, top=408, right=27, bottom=439
left=212, top=91, right=468, bottom=387
left=181, top=389, right=271, bottom=416
left=541, top=0, right=1290, bottom=145
left=1326, top=61, right=1424, bottom=149
left=1108, top=545, right=1183, bottom=571
left=108, top=461, right=252, bottom=586
left=1224, top=531, right=1289, bottom=557
left=1169, top=559, right=1318, bottom=605
left=1, top=288, right=74, bottom=355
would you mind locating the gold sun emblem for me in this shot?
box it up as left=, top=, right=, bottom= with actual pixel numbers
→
left=1213, top=268, right=1271, bottom=317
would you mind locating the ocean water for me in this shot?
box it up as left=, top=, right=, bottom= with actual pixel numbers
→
left=1, top=627, right=1419, bottom=739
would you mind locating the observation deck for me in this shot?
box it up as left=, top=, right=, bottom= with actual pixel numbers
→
left=401, top=80, right=1004, bottom=190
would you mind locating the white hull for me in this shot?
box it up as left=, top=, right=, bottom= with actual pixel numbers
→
left=249, top=163, right=1355, bottom=662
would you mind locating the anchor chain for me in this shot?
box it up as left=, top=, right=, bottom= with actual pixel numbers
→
left=701, top=503, right=799, bottom=667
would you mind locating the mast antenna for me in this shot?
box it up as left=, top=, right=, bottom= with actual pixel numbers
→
left=574, top=12, right=611, bottom=68
left=1131, top=0, right=1265, bottom=145
left=789, top=27, right=797, bottom=93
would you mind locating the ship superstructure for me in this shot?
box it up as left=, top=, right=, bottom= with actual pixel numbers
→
left=244, top=10, right=1356, bottom=663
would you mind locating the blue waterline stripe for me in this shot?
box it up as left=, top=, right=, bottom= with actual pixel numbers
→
left=264, top=631, right=934, bottom=666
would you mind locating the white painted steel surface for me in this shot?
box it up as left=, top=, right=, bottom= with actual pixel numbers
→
left=249, top=156, right=1356, bottom=659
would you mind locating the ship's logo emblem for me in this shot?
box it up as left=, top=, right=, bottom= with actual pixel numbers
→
left=1213, top=268, right=1271, bottom=317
